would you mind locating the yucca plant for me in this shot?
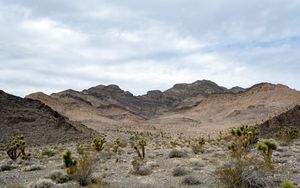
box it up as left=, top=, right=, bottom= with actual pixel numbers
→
left=257, top=139, right=278, bottom=166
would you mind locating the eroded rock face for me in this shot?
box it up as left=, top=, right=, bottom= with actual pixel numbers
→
left=0, top=90, right=94, bottom=149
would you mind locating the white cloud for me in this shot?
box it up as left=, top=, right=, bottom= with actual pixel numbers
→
left=0, top=0, right=299, bottom=97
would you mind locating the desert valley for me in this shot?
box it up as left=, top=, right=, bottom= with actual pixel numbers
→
left=1, top=80, right=300, bottom=188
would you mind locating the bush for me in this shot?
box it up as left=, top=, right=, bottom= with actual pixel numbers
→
left=276, top=127, right=299, bottom=143
left=182, top=176, right=201, bottom=185
left=48, top=170, right=70, bottom=183
left=215, top=160, right=276, bottom=188
left=280, top=180, right=296, bottom=188
left=71, top=154, right=96, bottom=186
left=172, top=167, right=189, bottom=176
left=131, top=158, right=152, bottom=176
left=41, top=148, right=56, bottom=157
left=31, top=178, right=56, bottom=188
left=168, top=149, right=187, bottom=158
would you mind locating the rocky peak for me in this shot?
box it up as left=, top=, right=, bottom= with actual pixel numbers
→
left=83, top=84, right=125, bottom=99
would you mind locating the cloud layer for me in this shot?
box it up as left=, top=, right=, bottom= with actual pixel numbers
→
left=0, top=0, right=299, bottom=96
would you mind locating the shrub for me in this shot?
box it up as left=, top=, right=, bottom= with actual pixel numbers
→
left=280, top=180, right=296, bottom=188
left=92, top=136, right=106, bottom=152
left=48, top=170, right=70, bottom=183
left=168, top=149, right=187, bottom=158
left=257, top=139, right=278, bottom=165
left=172, top=167, right=189, bottom=176
left=215, top=160, right=276, bottom=188
left=276, top=127, right=299, bottom=143
left=31, top=178, right=56, bottom=188
left=131, top=158, right=152, bottom=176
left=182, top=176, right=201, bottom=185
left=71, top=155, right=96, bottom=186
left=41, top=148, right=56, bottom=157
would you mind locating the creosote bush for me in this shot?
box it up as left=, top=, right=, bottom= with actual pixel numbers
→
left=257, top=139, right=278, bottom=166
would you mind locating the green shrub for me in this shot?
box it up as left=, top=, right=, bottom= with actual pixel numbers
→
left=280, top=180, right=296, bottom=188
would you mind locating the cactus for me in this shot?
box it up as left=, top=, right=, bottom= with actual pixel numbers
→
left=92, top=136, right=106, bottom=152
left=6, top=135, right=30, bottom=160
left=257, top=139, right=278, bottom=165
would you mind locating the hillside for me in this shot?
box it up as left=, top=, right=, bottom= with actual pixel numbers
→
left=258, top=105, right=300, bottom=137
left=0, top=90, right=95, bottom=149
left=26, top=81, right=300, bottom=136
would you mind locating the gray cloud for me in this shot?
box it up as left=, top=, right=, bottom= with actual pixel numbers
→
left=0, top=0, right=299, bottom=97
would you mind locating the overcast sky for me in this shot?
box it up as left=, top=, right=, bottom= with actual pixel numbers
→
left=0, top=0, right=299, bottom=97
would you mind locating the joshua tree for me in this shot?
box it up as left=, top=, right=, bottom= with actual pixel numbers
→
left=113, top=138, right=122, bottom=153
left=92, top=136, right=106, bottom=152
left=7, top=135, right=30, bottom=160
left=62, top=150, right=77, bottom=174
left=257, top=139, right=278, bottom=165
left=134, top=139, right=147, bottom=160
left=228, top=124, right=259, bottom=159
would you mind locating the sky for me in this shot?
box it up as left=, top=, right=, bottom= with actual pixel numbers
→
left=0, top=0, right=299, bottom=97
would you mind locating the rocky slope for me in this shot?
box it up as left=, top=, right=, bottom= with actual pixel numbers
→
left=258, top=104, right=300, bottom=137
left=0, top=90, right=95, bottom=149
left=147, top=83, right=300, bottom=137
left=26, top=81, right=300, bottom=136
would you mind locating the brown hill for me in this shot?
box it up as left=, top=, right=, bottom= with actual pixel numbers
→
left=0, top=90, right=95, bottom=149
left=258, top=105, right=300, bottom=138
left=26, top=81, right=300, bottom=136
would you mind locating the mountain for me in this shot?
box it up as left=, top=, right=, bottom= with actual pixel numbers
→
left=0, top=90, right=95, bottom=149
left=26, top=81, right=300, bottom=136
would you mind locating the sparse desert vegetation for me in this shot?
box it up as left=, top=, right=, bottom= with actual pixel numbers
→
left=1, top=123, right=300, bottom=187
